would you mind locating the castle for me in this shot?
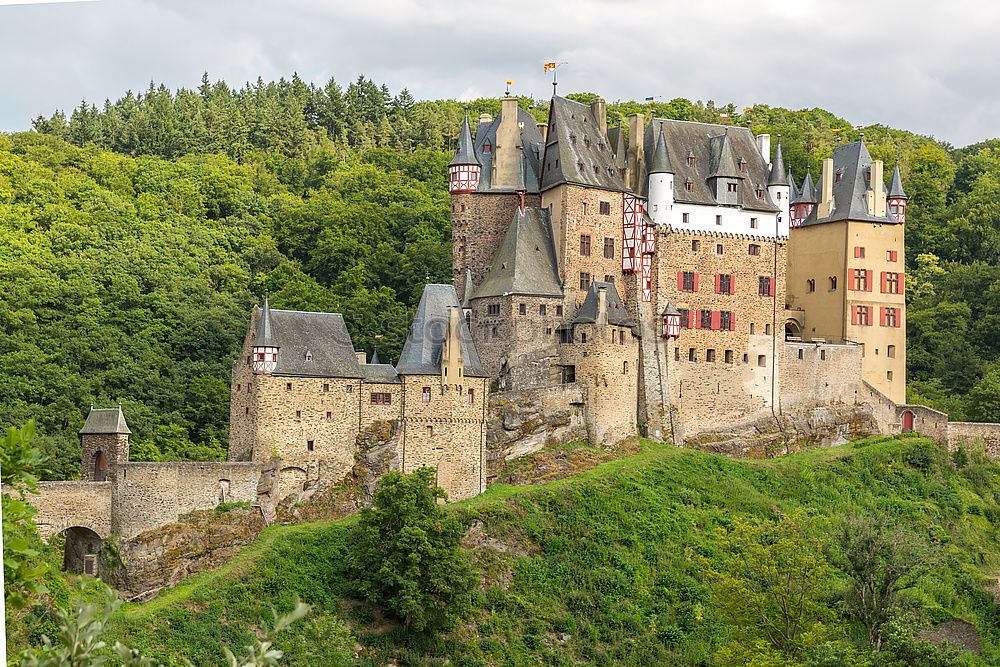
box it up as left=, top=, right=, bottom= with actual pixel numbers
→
left=27, top=90, right=1000, bottom=584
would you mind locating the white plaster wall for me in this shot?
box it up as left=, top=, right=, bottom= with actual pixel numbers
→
left=663, top=202, right=782, bottom=238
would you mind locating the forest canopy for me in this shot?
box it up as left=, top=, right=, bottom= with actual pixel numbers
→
left=4, top=73, right=999, bottom=476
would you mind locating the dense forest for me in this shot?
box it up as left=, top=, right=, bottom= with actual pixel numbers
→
left=4, top=73, right=999, bottom=476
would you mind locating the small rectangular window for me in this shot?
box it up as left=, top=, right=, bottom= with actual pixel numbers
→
left=727, top=182, right=737, bottom=193
left=720, top=310, right=733, bottom=330
left=556, top=305, right=563, bottom=316
left=750, top=217, right=758, bottom=229
left=426, top=425, right=433, bottom=436
left=323, top=383, right=330, bottom=392
left=326, top=411, right=332, bottom=420
left=468, top=388, right=475, bottom=404
left=757, top=355, right=767, bottom=367
left=307, top=440, right=314, bottom=452
left=691, top=240, right=699, bottom=251
left=680, top=271, right=696, bottom=292
left=716, top=244, right=723, bottom=255
left=422, top=387, right=431, bottom=402
left=798, top=349, right=804, bottom=360
left=700, top=309, right=713, bottom=329
left=682, top=212, right=690, bottom=223
left=748, top=244, right=760, bottom=256
left=717, top=274, right=733, bottom=295
left=487, top=303, right=500, bottom=315
left=887, top=250, right=898, bottom=262
left=346, top=385, right=353, bottom=393
left=758, top=276, right=774, bottom=296
left=716, top=214, right=722, bottom=225
left=519, top=303, right=526, bottom=315
left=295, top=410, right=301, bottom=419
left=580, top=234, right=592, bottom=256
left=706, top=349, right=716, bottom=362
left=724, top=350, right=733, bottom=364
left=678, top=308, right=689, bottom=328
left=688, top=348, right=697, bottom=361
left=854, top=246, right=865, bottom=259
left=561, top=365, right=576, bottom=384
left=599, top=201, right=611, bottom=215
left=820, top=350, right=827, bottom=360
left=887, top=344, right=896, bottom=358
left=887, top=370, right=894, bottom=381
left=539, top=304, right=547, bottom=315
left=579, top=272, right=591, bottom=290
left=286, top=382, right=293, bottom=391
left=604, top=237, right=615, bottom=258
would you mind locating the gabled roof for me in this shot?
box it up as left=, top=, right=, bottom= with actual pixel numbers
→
left=648, top=129, right=672, bottom=175
left=643, top=119, right=779, bottom=213
left=254, top=308, right=363, bottom=378
left=396, top=284, right=488, bottom=377
left=768, top=143, right=790, bottom=186
left=801, top=140, right=899, bottom=226
left=571, top=281, right=636, bottom=328
left=888, top=163, right=907, bottom=199
left=80, top=406, right=131, bottom=435
left=449, top=115, right=479, bottom=167
left=540, top=96, right=627, bottom=193
left=473, top=207, right=563, bottom=299
left=793, top=170, right=816, bottom=204
left=473, top=107, right=545, bottom=193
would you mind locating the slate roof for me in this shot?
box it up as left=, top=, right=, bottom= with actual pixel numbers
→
left=643, top=119, right=779, bottom=213
left=449, top=115, right=480, bottom=167
left=801, top=140, right=899, bottom=226
left=473, top=106, right=545, bottom=193
left=768, top=143, right=790, bottom=186
left=80, top=407, right=131, bottom=435
left=473, top=207, right=563, bottom=300
left=362, top=364, right=401, bottom=384
left=370, top=349, right=381, bottom=365
left=253, top=307, right=363, bottom=378
left=793, top=170, right=817, bottom=204
left=540, top=96, right=627, bottom=193
left=788, top=169, right=798, bottom=201
left=648, top=129, right=672, bottom=174
left=888, top=163, right=907, bottom=198
left=461, top=268, right=475, bottom=309
left=395, top=284, right=488, bottom=378
left=570, top=281, right=636, bottom=328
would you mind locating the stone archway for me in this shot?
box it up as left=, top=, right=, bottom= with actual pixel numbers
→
left=784, top=319, right=803, bottom=339
left=51, top=526, right=103, bottom=575
left=278, top=466, right=307, bottom=502
left=902, top=410, right=915, bottom=434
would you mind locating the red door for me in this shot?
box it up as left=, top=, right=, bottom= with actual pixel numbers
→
left=901, top=411, right=914, bottom=434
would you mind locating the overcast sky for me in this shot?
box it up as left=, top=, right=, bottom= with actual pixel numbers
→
left=0, top=0, right=996, bottom=147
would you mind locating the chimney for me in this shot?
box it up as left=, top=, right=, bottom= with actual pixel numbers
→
left=869, top=159, right=886, bottom=217
left=626, top=113, right=646, bottom=191
left=590, top=97, right=607, bottom=136
left=756, top=134, right=771, bottom=164
left=441, top=307, right=464, bottom=383
left=536, top=122, right=548, bottom=141
left=356, top=350, right=367, bottom=365
left=479, top=113, right=493, bottom=125
left=596, top=285, right=609, bottom=328
left=493, top=97, right=522, bottom=188
left=817, top=157, right=834, bottom=219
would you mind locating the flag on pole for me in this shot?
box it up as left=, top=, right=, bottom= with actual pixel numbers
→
left=543, top=62, right=556, bottom=72
left=719, top=113, right=729, bottom=119
left=855, top=124, right=864, bottom=129
left=506, top=79, right=514, bottom=85
left=644, top=96, right=655, bottom=102
left=831, top=128, right=843, bottom=133
left=743, top=108, right=752, bottom=114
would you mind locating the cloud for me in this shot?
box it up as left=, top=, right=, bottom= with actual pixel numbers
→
left=0, top=0, right=996, bottom=146
left=0, top=0, right=99, bottom=5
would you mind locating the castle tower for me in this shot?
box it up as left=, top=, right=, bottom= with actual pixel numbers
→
left=647, top=129, right=674, bottom=225
left=767, top=142, right=791, bottom=236
left=790, top=170, right=817, bottom=228
left=888, top=163, right=907, bottom=223
left=448, top=115, right=480, bottom=194
left=251, top=297, right=278, bottom=374
left=786, top=140, right=906, bottom=402
left=80, top=406, right=130, bottom=482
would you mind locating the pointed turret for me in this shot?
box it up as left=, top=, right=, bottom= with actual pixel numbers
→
left=255, top=297, right=275, bottom=347
left=461, top=267, right=475, bottom=309
left=251, top=297, right=279, bottom=373
left=795, top=171, right=817, bottom=204
left=648, top=130, right=673, bottom=174
left=790, top=171, right=817, bottom=228
left=448, top=115, right=481, bottom=193
left=788, top=169, right=798, bottom=201
left=708, top=132, right=741, bottom=205
left=767, top=143, right=789, bottom=186
left=370, top=349, right=381, bottom=365
left=888, top=162, right=907, bottom=223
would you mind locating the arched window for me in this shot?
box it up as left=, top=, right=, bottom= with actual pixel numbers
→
left=92, top=451, right=107, bottom=482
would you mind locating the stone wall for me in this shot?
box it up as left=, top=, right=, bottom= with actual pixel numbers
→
left=948, top=421, right=1000, bottom=455
left=470, top=295, right=566, bottom=381
left=398, top=375, right=489, bottom=501
left=452, top=192, right=538, bottom=292
left=81, top=433, right=128, bottom=481
left=894, top=404, right=950, bottom=443
left=111, top=462, right=260, bottom=540
left=780, top=340, right=866, bottom=408
left=30, top=481, right=112, bottom=541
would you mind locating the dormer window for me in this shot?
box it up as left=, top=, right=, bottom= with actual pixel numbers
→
left=727, top=182, right=737, bottom=193
left=584, top=137, right=591, bottom=147
left=687, top=152, right=696, bottom=167
left=571, top=134, right=577, bottom=144
left=738, top=158, right=748, bottom=172
left=756, top=187, right=764, bottom=198
left=685, top=180, right=694, bottom=192
left=483, top=142, right=491, bottom=153
left=835, top=170, right=844, bottom=182
left=305, top=351, right=313, bottom=361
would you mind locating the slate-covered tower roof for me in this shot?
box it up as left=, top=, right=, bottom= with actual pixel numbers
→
left=473, top=207, right=563, bottom=300
left=648, top=130, right=673, bottom=175
left=396, top=284, right=488, bottom=377
left=449, top=114, right=480, bottom=167
left=888, top=163, right=907, bottom=199
left=255, top=297, right=275, bottom=347
left=768, top=143, right=790, bottom=186
left=801, top=140, right=899, bottom=226
left=793, top=171, right=817, bottom=204
left=540, top=96, right=627, bottom=193
left=570, top=281, right=636, bottom=328
left=788, top=169, right=799, bottom=201
left=80, top=406, right=131, bottom=435
left=473, top=106, right=545, bottom=193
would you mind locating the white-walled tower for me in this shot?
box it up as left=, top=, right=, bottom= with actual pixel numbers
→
left=767, top=141, right=791, bottom=236
left=647, top=129, right=674, bottom=225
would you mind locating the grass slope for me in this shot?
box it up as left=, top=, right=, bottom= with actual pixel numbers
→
left=106, top=436, right=1000, bottom=665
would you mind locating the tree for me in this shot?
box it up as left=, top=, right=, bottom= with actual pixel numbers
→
left=833, top=513, right=939, bottom=651
left=346, top=468, right=478, bottom=632
left=701, top=512, right=834, bottom=657
left=2, top=421, right=50, bottom=608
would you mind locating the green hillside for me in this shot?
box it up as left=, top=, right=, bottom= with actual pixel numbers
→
left=39, top=435, right=990, bottom=665
left=4, top=74, right=1000, bottom=476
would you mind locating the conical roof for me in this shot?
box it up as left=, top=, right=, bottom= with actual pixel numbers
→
left=254, top=297, right=276, bottom=347
left=370, top=349, right=381, bottom=365
left=449, top=114, right=479, bottom=167
left=888, top=163, right=907, bottom=199
left=793, top=170, right=817, bottom=204
left=788, top=169, right=798, bottom=201
left=768, top=143, right=789, bottom=186
left=461, top=268, right=474, bottom=309
left=395, top=284, right=487, bottom=377
left=648, top=129, right=673, bottom=174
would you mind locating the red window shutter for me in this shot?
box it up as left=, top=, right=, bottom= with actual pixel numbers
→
left=731, top=277, right=736, bottom=294
left=677, top=271, right=683, bottom=290
left=711, top=311, right=721, bottom=330
left=693, top=273, right=700, bottom=292
left=879, top=307, right=887, bottom=327
left=729, top=312, right=736, bottom=330
left=880, top=272, right=887, bottom=293
left=693, top=312, right=701, bottom=329
left=865, top=270, right=873, bottom=292
left=899, top=273, right=905, bottom=293
left=854, top=246, right=861, bottom=258
left=851, top=306, right=858, bottom=326
left=715, top=274, right=721, bottom=294
left=769, top=278, right=776, bottom=296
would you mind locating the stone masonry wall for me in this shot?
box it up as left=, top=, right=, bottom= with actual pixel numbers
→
left=452, top=192, right=539, bottom=293
left=111, top=462, right=260, bottom=540
left=948, top=421, right=1000, bottom=456
left=780, top=340, right=866, bottom=409
left=471, top=295, right=566, bottom=381
left=81, top=433, right=128, bottom=481
left=399, top=375, right=489, bottom=501
left=30, top=481, right=112, bottom=541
